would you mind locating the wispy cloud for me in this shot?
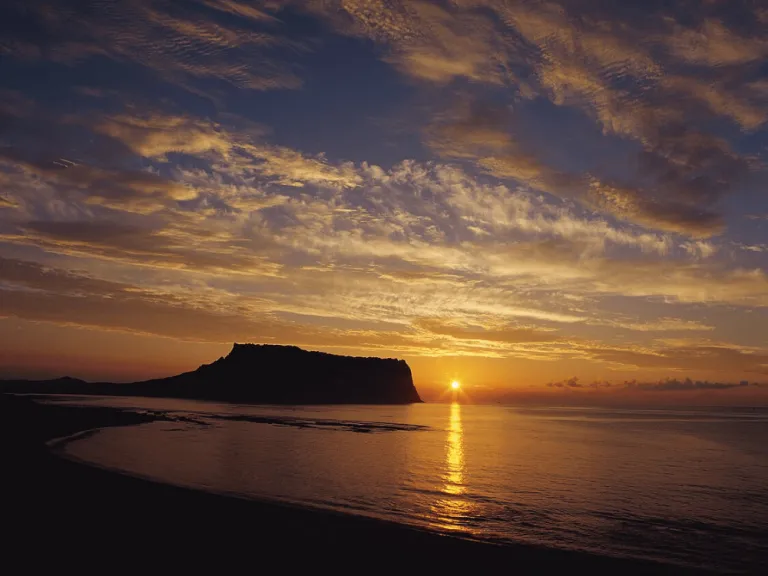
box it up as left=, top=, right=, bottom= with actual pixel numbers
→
left=598, top=318, right=715, bottom=333
left=682, top=241, right=718, bottom=259
left=313, top=1, right=763, bottom=237
left=593, top=344, right=768, bottom=375
left=312, top=0, right=512, bottom=85
left=1, top=0, right=301, bottom=91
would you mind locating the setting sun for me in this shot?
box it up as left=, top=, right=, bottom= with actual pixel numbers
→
left=451, top=380, right=461, bottom=390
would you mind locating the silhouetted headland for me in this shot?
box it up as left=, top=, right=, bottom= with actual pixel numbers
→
left=0, top=344, right=423, bottom=404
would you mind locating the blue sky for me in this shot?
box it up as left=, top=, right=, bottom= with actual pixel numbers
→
left=0, top=0, right=767, bottom=402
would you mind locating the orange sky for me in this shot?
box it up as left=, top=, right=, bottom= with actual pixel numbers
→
left=1, top=318, right=766, bottom=405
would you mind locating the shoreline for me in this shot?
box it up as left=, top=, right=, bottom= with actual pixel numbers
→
left=2, top=394, right=717, bottom=574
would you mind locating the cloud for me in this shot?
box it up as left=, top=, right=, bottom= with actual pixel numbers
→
left=664, top=75, right=768, bottom=132
left=0, top=256, right=404, bottom=350
left=586, top=180, right=726, bottom=237
left=201, top=0, right=276, bottom=23
left=0, top=241, right=765, bottom=366
left=320, top=1, right=763, bottom=237
left=0, top=262, right=285, bottom=343
left=244, top=145, right=363, bottom=189
left=546, top=377, right=761, bottom=392
left=4, top=126, right=767, bottom=317
left=592, top=345, right=768, bottom=375
left=628, top=378, right=753, bottom=392
left=735, top=243, right=768, bottom=253
left=82, top=110, right=363, bottom=188
left=89, top=114, right=234, bottom=158
left=580, top=260, right=768, bottom=306
left=4, top=1, right=764, bottom=240
left=681, top=240, right=717, bottom=259
left=665, top=19, right=768, bottom=67
left=0, top=147, right=195, bottom=214
left=547, top=377, right=583, bottom=388
left=600, top=318, right=714, bottom=333
left=311, top=0, right=512, bottom=85
left=0, top=256, right=567, bottom=358
left=414, top=318, right=561, bottom=343
left=3, top=97, right=767, bottom=323
left=0, top=106, right=365, bottom=218
left=425, top=98, right=744, bottom=237
left=1, top=0, right=301, bottom=91
left=425, top=100, right=575, bottom=189
left=6, top=220, right=282, bottom=276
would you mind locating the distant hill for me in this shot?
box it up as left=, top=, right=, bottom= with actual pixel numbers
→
left=0, top=344, right=423, bottom=405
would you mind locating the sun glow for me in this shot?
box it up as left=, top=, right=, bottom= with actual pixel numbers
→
left=451, top=380, right=460, bottom=390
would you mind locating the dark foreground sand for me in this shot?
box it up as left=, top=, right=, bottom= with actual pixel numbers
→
left=1, top=394, right=716, bottom=574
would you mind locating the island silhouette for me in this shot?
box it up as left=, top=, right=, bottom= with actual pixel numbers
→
left=0, top=343, right=423, bottom=404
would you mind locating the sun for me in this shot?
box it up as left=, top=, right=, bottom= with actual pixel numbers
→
left=451, top=380, right=461, bottom=390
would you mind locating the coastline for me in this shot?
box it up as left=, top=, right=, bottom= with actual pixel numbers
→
left=2, top=394, right=715, bottom=574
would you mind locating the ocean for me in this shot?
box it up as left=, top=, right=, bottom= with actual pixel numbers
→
left=49, top=396, right=768, bottom=573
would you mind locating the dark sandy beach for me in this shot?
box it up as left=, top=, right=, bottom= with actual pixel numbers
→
left=1, top=394, right=717, bottom=574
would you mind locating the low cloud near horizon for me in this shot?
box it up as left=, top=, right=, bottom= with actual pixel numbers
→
left=547, top=377, right=764, bottom=392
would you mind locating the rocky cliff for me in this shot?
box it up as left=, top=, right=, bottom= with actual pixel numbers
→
left=1, top=344, right=423, bottom=405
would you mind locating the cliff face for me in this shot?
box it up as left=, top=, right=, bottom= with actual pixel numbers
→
left=1, top=344, right=423, bottom=405
left=145, top=344, right=422, bottom=404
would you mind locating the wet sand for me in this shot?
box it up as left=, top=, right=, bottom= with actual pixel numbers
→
left=1, top=394, right=715, bottom=574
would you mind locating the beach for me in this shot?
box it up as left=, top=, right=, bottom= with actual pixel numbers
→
left=1, top=394, right=719, bottom=574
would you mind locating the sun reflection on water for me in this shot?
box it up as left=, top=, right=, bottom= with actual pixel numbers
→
left=429, top=402, right=475, bottom=532
left=445, top=402, right=464, bottom=495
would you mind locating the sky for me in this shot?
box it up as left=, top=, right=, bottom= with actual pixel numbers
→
left=0, top=0, right=767, bottom=404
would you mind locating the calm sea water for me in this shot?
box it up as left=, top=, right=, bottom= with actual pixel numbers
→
left=50, top=396, right=768, bottom=572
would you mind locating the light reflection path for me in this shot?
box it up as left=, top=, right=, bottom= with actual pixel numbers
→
left=429, top=402, right=475, bottom=532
